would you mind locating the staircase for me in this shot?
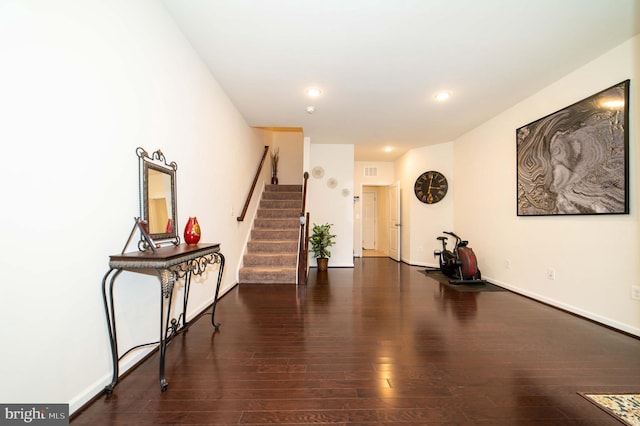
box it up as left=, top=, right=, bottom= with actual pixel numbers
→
left=239, top=184, right=302, bottom=284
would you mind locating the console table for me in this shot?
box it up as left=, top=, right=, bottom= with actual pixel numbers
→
left=101, top=243, right=224, bottom=393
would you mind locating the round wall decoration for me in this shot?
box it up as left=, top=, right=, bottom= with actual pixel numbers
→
left=414, top=170, right=448, bottom=204
left=327, top=178, right=338, bottom=188
left=311, top=166, right=325, bottom=179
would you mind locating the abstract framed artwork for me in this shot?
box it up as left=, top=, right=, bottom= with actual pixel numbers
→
left=516, top=80, right=630, bottom=216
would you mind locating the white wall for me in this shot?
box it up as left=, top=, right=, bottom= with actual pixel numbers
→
left=453, top=35, right=640, bottom=335
left=308, top=144, right=354, bottom=267
left=0, top=0, right=267, bottom=413
left=396, top=143, right=455, bottom=266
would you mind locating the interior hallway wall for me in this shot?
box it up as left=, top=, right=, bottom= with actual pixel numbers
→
left=453, top=35, right=639, bottom=335
left=308, top=144, right=354, bottom=267
left=0, top=0, right=268, bottom=413
left=396, top=142, right=455, bottom=266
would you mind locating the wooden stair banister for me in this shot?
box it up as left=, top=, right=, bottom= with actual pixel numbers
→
left=237, top=146, right=269, bottom=222
left=297, top=172, right=310, bottom=285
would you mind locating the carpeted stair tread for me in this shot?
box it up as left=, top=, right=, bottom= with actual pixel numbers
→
left=247, top=240, right=298, bottom=252
left=251, top=229, right=299, bottom=240
left=243, top=253, right=297, bottom=267
left=265, top=184, right=302, bottom=192
left=239, top=266, right=297, bottom=284
left=257, top=208, right=300, bottom=218
left=254, top=218, right=300, bottom=229
left=260, top=199, right=302, bottom=209
left=262, top=191, right=303, bottom=200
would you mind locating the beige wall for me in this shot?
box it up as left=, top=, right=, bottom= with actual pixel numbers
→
left=452, top=35, right=639, bottom=335
left=393, top=35, right=639, bottom=337
left=396, top=142, right=455, bottom=265
left=270, top=130, right=304, bottom=185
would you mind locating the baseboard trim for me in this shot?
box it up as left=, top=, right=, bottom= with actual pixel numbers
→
left=69, top=281, right=239, bottom=418
left=407, top=260, right=640, bottom=339
left=486, top=276, right=640, bottom=339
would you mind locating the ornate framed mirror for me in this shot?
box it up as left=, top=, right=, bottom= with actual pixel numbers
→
left=137, top=147, right=179, bottom=247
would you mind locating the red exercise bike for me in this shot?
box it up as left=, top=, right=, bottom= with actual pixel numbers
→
left=432, top=231, right=486, bottom=285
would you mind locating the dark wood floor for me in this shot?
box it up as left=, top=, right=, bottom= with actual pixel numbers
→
left=72, top=258, right=640, bottom=425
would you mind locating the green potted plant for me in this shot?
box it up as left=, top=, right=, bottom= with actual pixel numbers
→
left=309, top=222, right=336, bottom=272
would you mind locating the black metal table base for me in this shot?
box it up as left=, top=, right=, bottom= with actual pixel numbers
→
left=102, top=244, right=224, bottom=393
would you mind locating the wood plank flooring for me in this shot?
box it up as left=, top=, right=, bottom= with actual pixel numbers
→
left=361, top=249, right=388, bottom=257
left=72, top=258, right=640, bottom=425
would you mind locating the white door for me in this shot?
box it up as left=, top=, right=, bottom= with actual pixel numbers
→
left=362, top=191, right=376, bottom=249
left=388, top=182, right=400, bottom=261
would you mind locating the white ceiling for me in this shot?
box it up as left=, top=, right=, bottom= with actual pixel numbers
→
left=162, top=0, right=640, bottom=161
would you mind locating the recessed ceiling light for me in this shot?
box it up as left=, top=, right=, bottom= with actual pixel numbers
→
left=306, top=88, right=322, bottom=97
left=434, top=91, right=451, bottom=101
left=384, top=147, right=393, bottom=152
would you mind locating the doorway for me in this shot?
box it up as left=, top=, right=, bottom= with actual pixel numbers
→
left=361, top=185, right=390, bottom=257
left=362, top=191, right=376, bottom=250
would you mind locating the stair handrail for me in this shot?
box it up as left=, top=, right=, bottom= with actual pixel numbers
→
left=297, top=172, right=310, bottom=285
left=237, top=146, right=269, bottom=222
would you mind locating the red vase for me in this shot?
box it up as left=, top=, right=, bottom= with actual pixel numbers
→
left=184, top=217, right=201, bottom=245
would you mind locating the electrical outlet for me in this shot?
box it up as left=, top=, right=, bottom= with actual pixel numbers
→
left=546, top=268, right=556, bottom=280
left=505, top=258, right=512, bottom=269
left=631, top=285, right=640, bottom=300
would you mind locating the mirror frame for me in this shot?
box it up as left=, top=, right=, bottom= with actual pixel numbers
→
left=137, top=147, right=179, bottom=247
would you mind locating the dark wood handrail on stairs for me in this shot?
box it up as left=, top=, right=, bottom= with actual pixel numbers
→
left=297, top=172, right=310, bottom=285
left=237, top=146, right=269, bottom=222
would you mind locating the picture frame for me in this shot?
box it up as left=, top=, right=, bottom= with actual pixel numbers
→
left=516, top=80, right=630, bottom=216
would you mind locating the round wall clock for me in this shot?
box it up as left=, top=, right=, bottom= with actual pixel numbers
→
left=414, top=170, right=448, bottom=204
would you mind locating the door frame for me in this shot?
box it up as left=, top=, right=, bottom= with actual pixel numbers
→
left=356, top=183, right=400, bottom=259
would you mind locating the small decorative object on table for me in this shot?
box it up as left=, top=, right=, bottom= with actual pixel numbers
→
left=184, top=216, right=201, bottom=244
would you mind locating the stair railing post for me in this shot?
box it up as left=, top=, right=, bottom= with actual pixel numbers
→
left=297, top=172, right=310, bottom=285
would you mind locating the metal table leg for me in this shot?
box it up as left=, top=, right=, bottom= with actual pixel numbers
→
left=157, top=269, right=176, bottom=391
left=101, top=268, right=122, bottom=394
left=211, top=253, right=225, bottom=329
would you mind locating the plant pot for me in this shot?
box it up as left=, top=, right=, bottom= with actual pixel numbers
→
left=317, top=257, right=329, bottom=272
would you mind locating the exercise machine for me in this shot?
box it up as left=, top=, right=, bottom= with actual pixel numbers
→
left=430, top=231, right=487, bottom=285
